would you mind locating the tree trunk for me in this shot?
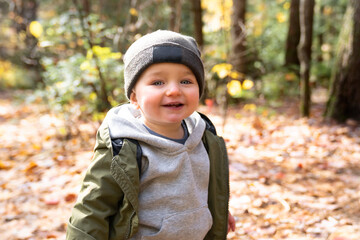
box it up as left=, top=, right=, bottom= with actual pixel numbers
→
left=191, top=0, right=204, bottom=49
left=82, top=0, right=91, bottom=14
left=285, top=0, right=300, bottom=68
left=12, top=0, right=44, bottom=86
left=326, top=0, right=360, bottom=121
left=129, top=0, right=139, bottom=27
left=230, top=0, right=247, bottom=75
left=169, top=0, right=182, bottom=32
left=298, top=0, right=315, bottom=117
left=317, top=3, right=325, bottom=62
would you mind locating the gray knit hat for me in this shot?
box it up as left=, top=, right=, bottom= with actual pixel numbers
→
left=123, top=30, right=204, bottom=99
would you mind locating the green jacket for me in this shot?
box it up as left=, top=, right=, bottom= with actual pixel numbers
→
left=66, top=119, right=229, bottom=240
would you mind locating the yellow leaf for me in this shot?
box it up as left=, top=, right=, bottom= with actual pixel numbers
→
left=29, top=21, right=43, bottom=38
left=92, top=45, right=111, bottom=56
left=80, top=61, right=90, bottom=71
left=91, top=45, right=122, bottom=60
left=32, top=144, right=42, bottom=151
left=110, top=52, right=122, bottom=60
left=86, top=49, right=93, bottom=59
left=92, top=112, right=106, bottom=121
left=129, top=8, right=139, bottom=16
left=276, top=12, right=286, bottom=23
left=108, top=96, right=118, bottom=107
left=243, top=103, right=257, bottom=111
left=211, top=63, right=233, bottom=79
left=202, top=0, right=232, bottom=31
left=80, top=61, right=91, bottom=71
left=218, top=69, right=229, bottom=79
left=59, top=127, right=67, bottom=136
left=89, top=92, right=97, bottom=101
left=242, top=79, right=254, bottom=90
left=229, top=71, right=244, bottom=79
left=283, top=2, right=290, bottom=10
left=227, top=80, right=242, bottom=96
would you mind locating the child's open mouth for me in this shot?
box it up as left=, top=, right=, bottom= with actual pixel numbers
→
left=163, top=103, right=184, bottom=108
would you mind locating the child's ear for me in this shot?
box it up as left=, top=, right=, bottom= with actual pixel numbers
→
left=130, top=91, right=140, bottom=109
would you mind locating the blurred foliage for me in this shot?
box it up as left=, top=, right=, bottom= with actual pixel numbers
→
left=260, top=69, right=300, bottom=104
left=0, top=60, right=35, bottom=89
left=203, top=0, right=347, bottom=107
left=0, top=0, right=349, bottom=119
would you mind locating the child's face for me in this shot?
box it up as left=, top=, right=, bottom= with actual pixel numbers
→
left=130, top=63, right=199, bottom=129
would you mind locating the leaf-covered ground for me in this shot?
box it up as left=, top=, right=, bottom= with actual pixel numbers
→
left=1, top=90, right=360, bottom=240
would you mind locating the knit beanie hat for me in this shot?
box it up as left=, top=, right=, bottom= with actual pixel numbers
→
left=123, top=30, right=204, bottom=99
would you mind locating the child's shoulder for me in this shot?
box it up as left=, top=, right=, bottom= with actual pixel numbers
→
left=198, top=112, right=217, bottom=135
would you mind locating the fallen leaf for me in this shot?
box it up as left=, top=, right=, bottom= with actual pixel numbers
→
left=275, top=171, right=285, bottom=180
left=44, top=196, right=60, bottom=206
left=0, top=161, right=12, bottom=170
left=46, top=233, right=58, bottom=239
left=24, top=161, right=38, bottom=173
left=252, top=116, right=263, bottom=131
left=64, top=193, right=77, bottom=203
left=32, top=143, right=42, bottom=151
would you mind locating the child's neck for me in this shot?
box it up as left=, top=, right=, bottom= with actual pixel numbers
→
left=142, top=119, right=184, bottom=139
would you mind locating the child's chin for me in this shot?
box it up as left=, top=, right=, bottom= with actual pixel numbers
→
left=163, top=117, right=184, bottom=124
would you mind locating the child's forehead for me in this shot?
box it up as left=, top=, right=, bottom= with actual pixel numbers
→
left=142, top=63, right=195, bottom=76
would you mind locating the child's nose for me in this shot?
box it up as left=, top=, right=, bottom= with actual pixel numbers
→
left=166, top=83, right=181, bottom=96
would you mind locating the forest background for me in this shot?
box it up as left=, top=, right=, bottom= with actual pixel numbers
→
left=0, top=0, right=360, bottom=239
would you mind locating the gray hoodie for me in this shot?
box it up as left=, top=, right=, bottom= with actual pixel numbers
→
left=105, top=104, right=213, bottom=240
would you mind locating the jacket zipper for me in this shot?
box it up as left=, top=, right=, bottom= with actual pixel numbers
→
left=126, top=211, right=136, bottom=239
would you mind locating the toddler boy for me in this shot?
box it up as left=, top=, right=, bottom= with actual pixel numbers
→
left=66, top=30, right=235, bottom=240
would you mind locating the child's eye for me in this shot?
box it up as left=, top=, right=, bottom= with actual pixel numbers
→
left=152, top=81, right=164, bottom=86
left=181, top=80, right=193, bottom=84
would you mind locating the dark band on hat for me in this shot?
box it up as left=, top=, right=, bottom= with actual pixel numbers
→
left=153, top=46, right=182, bottom=63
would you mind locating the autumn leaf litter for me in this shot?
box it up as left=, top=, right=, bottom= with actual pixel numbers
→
left=1, top=91, right=360, bottom=240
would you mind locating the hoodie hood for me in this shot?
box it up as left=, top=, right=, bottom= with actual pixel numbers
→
left=104, top=104, right=206, bottom=153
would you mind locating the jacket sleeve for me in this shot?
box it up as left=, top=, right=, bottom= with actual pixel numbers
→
left=66, top=125, right=124, bottom=240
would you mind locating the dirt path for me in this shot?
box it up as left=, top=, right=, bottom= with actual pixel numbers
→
left=1, top=91, right=360, bottom=239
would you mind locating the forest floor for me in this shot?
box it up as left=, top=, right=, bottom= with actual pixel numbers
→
left=1, top=90, right=360, bottom=240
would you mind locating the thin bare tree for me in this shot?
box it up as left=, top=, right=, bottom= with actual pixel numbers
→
left=298, top=0, right=315, bottom=117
